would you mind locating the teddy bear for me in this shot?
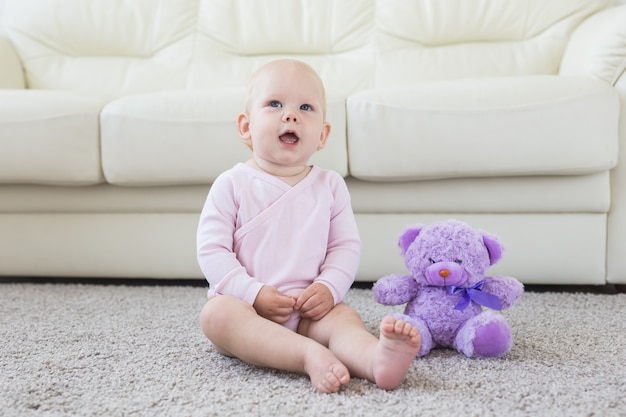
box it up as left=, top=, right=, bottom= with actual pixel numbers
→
left=373, top=219, right=524, bottom=358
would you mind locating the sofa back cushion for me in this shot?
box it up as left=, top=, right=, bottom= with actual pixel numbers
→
left=1, top=0, right=196, bottom=94
left=4, top=0, right=611, bottom=93
left=0, top=91, right=106, bottom=185
left=2, top=0, right=375, bottom=97
left=0, top=0, right=616, bottom=185
left=375, top=0, right=611, bottom=85
left=347, top=76, right=619, bottom=181
left=189, top=0, right=374, bottom=96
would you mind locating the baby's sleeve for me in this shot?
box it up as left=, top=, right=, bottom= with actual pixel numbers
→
left=196, top=173, right=264, bottom=305
left=315, top=173, right=361, bottom=304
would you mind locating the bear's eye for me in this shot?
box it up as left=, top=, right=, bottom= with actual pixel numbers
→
left=428, top=258, right=436, bottom=264
left=454, top=259, right=463, bottom=264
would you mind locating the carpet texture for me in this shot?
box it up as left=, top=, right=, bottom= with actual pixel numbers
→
left=1, top=283, right=625, bottom=417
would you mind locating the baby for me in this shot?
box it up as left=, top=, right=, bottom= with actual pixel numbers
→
left=197, top=59, right=421, bottom=393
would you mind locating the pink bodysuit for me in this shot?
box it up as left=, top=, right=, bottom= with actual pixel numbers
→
left=197, top=163, right=361, bottom=331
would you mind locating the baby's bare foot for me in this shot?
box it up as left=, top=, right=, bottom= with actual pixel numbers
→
left=304, top=348, right=350, bottom=393
left=373, top=316, right=421, bottom=390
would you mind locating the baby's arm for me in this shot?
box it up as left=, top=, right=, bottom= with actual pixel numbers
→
left=199, top=191, right=295, bottom=324
left=313, top=173, right=361, bottom=305
left=197, top=173, right=265, bottom=305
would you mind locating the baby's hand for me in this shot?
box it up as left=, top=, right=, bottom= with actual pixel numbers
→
left=295, top=283, right=334, bottom=321
left=253, top=285, right=296, bottom=324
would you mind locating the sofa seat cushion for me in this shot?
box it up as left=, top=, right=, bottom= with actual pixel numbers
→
left=0, top=90, right=105, bottom=185
left=347, top=76, right=618, bottom=181
left=101, top=90, right=349, bottom=186
left=0, top=184, right=210, bottom=213
left=347, top=172, right=610, bottom=214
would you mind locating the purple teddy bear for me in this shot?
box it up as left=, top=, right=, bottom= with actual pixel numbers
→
left=373, top=219, right=524, bottom=358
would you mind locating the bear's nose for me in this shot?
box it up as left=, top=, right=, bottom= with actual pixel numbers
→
left=425, top=262, right=466, bottom=286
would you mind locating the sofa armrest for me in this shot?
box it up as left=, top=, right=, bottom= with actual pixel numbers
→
left=0, top=36, right=25, bottom=88
left=560, top=5, right=626, bottom=86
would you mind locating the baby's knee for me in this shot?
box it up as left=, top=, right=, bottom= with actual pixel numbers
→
left=199, top=296, right=245, bottom=337
left=199, top=301, right=217, bottom=338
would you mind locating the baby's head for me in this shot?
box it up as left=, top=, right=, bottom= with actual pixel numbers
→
left=245, top=59, right=327, bottom=118
left=237, top=59, right=331, bottom=162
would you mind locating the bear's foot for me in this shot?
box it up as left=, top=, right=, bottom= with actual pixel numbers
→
left=455, top=311, right=512, bottom=358
left=473, top=321, right=511, bottom=357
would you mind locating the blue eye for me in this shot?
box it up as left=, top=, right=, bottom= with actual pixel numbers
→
left=269, top=101, right=282, bottom=108
left=300, top=104, right=312, bottom=111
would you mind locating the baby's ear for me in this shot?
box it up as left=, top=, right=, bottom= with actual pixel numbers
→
left=481, top=231, right=504, bottom=265
left=237, top=112, right=251, bottom=138
left=317, top=121, right=331, bottom=150
left=236, top=112, right=253, bottom=150
left=398, top=224, right=424, bottom=255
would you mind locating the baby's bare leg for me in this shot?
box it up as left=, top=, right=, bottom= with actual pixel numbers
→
left=300, top=304, right=421, bottom=390
left=200, top=296, right=349, bottom=393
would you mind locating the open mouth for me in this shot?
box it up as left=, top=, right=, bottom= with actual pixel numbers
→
left=279, top=132, right=299, bottom=145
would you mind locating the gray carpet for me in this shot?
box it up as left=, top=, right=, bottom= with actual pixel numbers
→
left=1, top=283, right=625, bottom=417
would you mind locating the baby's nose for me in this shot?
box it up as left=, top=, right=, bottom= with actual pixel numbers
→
left=282, top=112, right=298, bottom=122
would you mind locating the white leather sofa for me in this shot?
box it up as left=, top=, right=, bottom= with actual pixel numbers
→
left=1, top=0, right=625, bottom=286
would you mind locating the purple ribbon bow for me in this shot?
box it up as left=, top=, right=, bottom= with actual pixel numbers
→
left=447, top=280, right=501, bottom=311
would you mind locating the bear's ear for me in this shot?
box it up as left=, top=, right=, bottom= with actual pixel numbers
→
left=398, top=224, right=424, bottom=255
left=481, top=231, right=503, bottom=265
